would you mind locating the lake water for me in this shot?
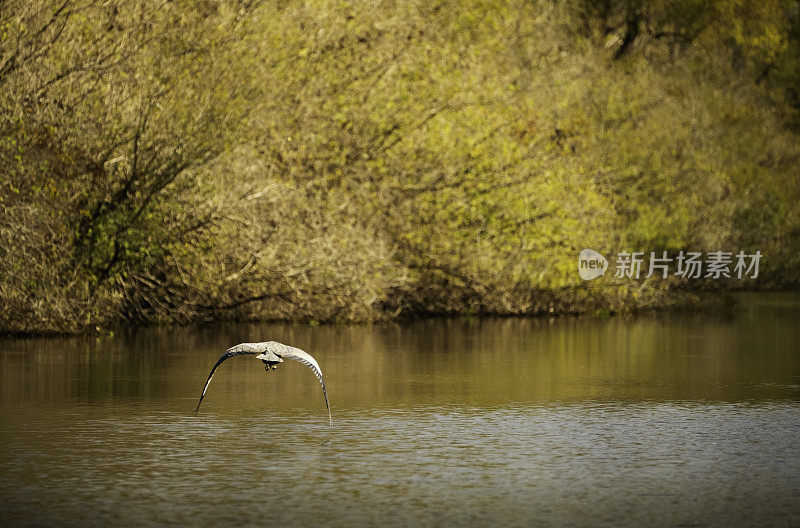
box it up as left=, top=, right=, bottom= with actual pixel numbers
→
left=1, top=293, right=799, bottom=527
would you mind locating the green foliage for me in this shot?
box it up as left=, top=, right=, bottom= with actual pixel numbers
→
left=1, top=0, right=799, bottom=333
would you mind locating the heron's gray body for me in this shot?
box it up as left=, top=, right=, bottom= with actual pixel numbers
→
left=193, top=341, right=331, bottom=425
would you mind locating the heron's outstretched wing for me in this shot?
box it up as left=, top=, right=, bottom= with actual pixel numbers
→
left=279, top=347, right=332, bottom=426
left=193, top=344, right=261, bottom=415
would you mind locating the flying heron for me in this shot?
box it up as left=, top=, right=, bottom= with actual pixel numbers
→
left=193, top=341, right=331, bottom=425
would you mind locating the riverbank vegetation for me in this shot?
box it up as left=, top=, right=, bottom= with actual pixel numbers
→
left=2, top=0, right=799, bottom=333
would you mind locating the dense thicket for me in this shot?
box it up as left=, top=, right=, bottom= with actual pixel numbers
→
left=2, top=0, right=799, bottom=333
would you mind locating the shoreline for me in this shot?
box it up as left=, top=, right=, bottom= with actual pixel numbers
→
left=5, top=289, right=795, bottom=338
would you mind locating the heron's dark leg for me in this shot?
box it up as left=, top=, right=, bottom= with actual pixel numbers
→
left=262, top=360, right=279, bottom=372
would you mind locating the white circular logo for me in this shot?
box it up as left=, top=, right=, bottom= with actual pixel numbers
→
left=578, top=249, right=608, bottom=280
